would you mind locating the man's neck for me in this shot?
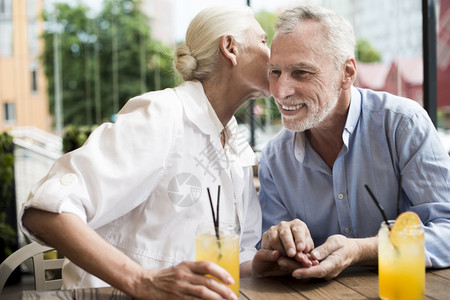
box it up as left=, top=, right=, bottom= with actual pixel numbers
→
left=307, top=96, right=350, bottom=169
left=306, top=128, right=344, bottom=169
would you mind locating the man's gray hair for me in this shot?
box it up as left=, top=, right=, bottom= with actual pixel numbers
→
left=275, top=6, right=355, bottom=67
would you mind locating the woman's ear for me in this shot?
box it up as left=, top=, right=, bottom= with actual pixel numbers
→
left=220, top=35, right=238, bottom=66
left=341, top=58, right=357, bottom=90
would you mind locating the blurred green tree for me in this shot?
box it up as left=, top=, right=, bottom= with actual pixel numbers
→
left=0, top=132, right=17, bottom=260
left=356, top=38, right=382, bottom=63
left=42, top=0, right=176, bottom=127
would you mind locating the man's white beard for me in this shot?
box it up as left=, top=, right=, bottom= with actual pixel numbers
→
left=282, top=93, right=339, bottom=132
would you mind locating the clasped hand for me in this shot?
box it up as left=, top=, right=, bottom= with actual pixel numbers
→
left=253, top=219, right=359, bottom=280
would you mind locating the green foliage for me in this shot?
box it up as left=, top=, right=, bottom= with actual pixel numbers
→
left=0, top=213, right=16, bottom=257
left=235, top=96, right=280, bottom=128
left=42, top=0, right=177, bottom=127
left=0, top=132, right=16, bottom=257
left=0, top=132, right=14, bottom=209
left=63, top=125, right=98, bottom=153
left=356, top=38, right=382, bottom=63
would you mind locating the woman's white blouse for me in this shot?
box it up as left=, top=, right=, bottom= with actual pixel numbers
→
left=19, top=80, right=262, bottom=289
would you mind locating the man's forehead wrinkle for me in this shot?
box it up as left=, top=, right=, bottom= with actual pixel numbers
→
left=269, top=62, right=316, bottom=71
left=288, top=63, right=312, bottom=70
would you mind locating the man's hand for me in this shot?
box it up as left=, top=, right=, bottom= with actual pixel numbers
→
left=261, top=219, right=316, bottom=267
left=289, top=235, right=378, bottom=280
left=258, top=221, right=378, bottom=280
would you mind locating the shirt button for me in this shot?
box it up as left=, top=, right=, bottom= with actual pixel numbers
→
left=60, top=173, right=78, bottom=186
left=344, top=227, right=351, bottom=234
left=338, top=193, right=344, bottom=200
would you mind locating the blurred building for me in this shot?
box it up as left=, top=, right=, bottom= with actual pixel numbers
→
left=438, top=0, right=450, bottom=111
left=355, top=58, right=423, bottom=105
left=353, top=0, right=450, bottom=130
left=323, top=0, right=423, bottom=64
left=354, top=62, right=390, bottom=91
left=0, top=0, right=51, bottom=133
left=141, top=0, right=177, bottom=47
left=384, top=57, right=424, bottom=106
left=0, top=0, right=61, bottom=246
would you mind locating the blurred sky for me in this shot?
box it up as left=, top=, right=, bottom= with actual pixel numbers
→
left=44, top=0, right=318, bottom=41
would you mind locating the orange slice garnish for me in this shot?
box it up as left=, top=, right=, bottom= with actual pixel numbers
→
left=390, top=211, right=421, bottom=246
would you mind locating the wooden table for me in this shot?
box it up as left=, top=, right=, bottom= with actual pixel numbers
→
left=16, top=267, right=450, bottom=299
left=239, top=267, right=450, bottom=299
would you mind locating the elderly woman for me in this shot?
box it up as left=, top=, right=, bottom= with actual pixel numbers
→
left=20, top=5, right=270, bottom=300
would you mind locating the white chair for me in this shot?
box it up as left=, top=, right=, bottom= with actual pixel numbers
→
left=0, top=242, right=65, bottom=294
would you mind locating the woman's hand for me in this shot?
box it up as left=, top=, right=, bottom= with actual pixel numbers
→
left=135, top=261, right=238, bottom=300
left=22, top=209, right=237, bottom=300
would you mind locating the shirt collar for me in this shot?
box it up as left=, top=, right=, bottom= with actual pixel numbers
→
left=294, top=130, right=306, bottom=162
left=177, top=80, right=257, bottom=166
left=176, top=80, right=223, bottom=137
left=344, top=86, right=362, bottom=136
left=341, top=86, right=362, bottom=149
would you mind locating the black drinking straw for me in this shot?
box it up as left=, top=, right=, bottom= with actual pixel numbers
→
left=216, top=185, right=220, bottom=234
left=207, top=186, right=222, bottom=259
left=207, top=186, right=221, bottom=240
left=365, top=184, right=391, bottom=230
left=396, top=175, right=402, bottom=217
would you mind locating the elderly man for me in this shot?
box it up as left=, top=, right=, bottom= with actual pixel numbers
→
left=253, top=5, right=450, bottom=280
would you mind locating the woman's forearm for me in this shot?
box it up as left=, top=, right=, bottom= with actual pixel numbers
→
left=22, top=208, right=151, bottom=297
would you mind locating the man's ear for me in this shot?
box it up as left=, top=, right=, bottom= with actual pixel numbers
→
left=220, top=35, right=238, bottom=66
left=341, top=58, right=357, bottom=90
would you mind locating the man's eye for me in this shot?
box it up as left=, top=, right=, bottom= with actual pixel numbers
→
left=269, top=70, right=281, bottom=77
left=292, top=70, right=310, bottom=78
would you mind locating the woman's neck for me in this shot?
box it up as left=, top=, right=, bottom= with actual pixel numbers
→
left=202, top=77, right=247, bottom=127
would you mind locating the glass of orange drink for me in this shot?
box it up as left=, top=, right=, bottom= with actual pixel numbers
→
left=195, top=223, right=240, bottom=296
left=378, top=211, right=425, bottom=300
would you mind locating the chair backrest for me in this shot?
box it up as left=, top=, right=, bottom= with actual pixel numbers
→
left=0, top=242, right=65, bottom=294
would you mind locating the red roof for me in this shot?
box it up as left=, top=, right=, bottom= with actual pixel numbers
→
left=355, top=62, right=390, bottom=90
left=391, top=57, right=423, bottom=85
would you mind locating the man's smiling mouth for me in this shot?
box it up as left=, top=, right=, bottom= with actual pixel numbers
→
left=281, top=103, right=306, bottom=111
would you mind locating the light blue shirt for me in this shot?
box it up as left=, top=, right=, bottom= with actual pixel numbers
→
left=259, top=86, right=450, bottom=267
